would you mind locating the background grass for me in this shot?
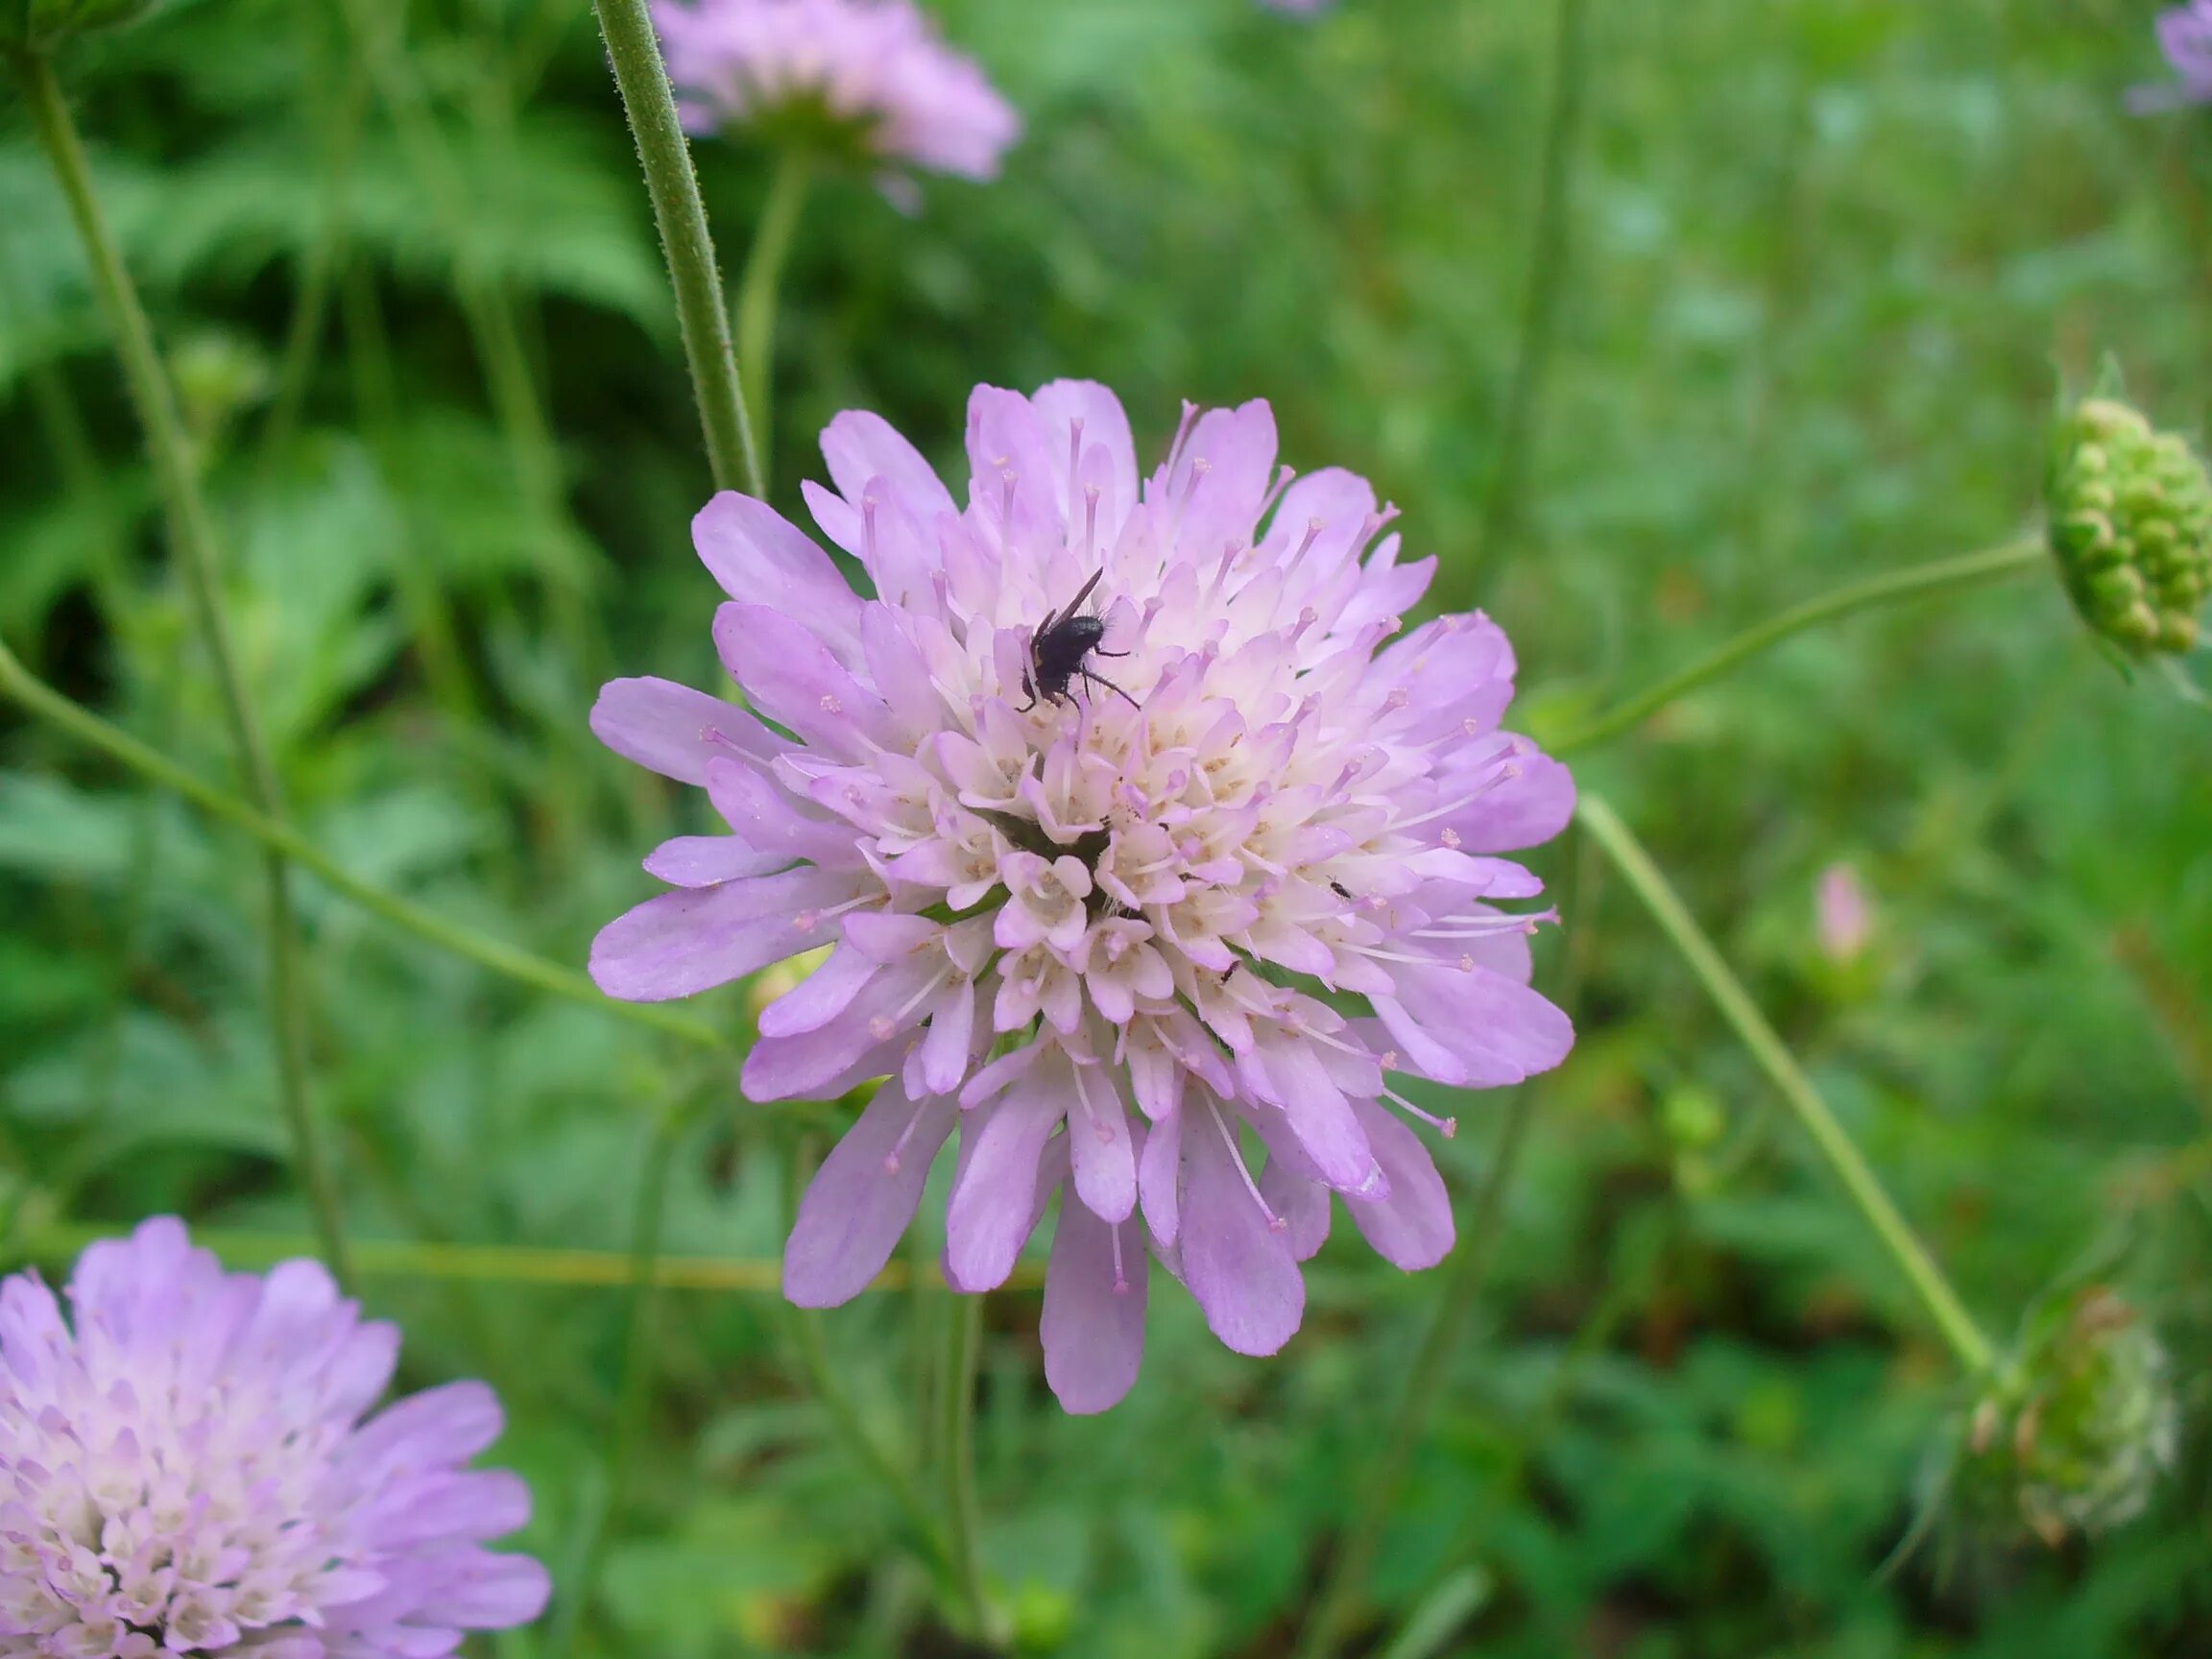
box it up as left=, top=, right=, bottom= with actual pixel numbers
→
left=2, top=0, right=2208, bottom=1653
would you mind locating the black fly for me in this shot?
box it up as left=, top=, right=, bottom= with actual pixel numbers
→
left=1019, top=569, right=1138, bottom=711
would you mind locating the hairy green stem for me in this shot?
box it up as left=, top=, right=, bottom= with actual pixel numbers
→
left=1471, top=0, right=1593, bottom=587
left=1293, top=1086, right=1546, bottom=1659
left=590, top=0, right=764, bottom=498
left=735, top=150, right=810, bottom=484
left=1575, top=791, right=1997, bottom=1376
left=11, top=48, right=350, bottom=1285
left=940, top=1292, right=993, bottom=1639
left=0, top=636, right=731, bottom=1052
left=1551, top=536, right=2045, bottom=756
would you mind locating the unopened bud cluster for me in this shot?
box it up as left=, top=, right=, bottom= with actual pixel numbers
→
left=1959, top=1286, right=2178, bottom=1549
left=2048, top=397, right=2212, bottom=657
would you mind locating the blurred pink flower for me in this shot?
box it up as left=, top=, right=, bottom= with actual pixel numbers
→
left=655, top=0, right=1019, bottom=180
left=0, top=1218, right=548, bottom=1658
left=1815, top=862, right=1871, bottom=965
left=2129, top=2, right=2212, bottom=112
left=591, top=382, right=1575, bottom=1410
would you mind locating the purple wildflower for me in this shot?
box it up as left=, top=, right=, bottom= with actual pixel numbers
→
left=591, top=382, right=1575, bottom=1411
left=654, top=0, right=1020, bottom=181
left=1815, top=863, right=1870, bottom=965
left=2130, top=2, right=2212, bottom=111
left=0, top=1219, right=550, bottom=1657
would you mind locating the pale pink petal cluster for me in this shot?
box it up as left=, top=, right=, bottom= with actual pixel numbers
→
left=592, top=381, right=1575, bottom=1411
left=655, top=0, right=1019, bottom=180
left=0, top=1220, right=548, bottom=1657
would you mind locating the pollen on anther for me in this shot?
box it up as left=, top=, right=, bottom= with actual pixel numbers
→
left=793, top=910, right=820, bottom=933
left=1461, top=716, right=1482, bottom=735
left=1457, top=953, right=1477, bottom=973
left=1383, top=688, right=1410, bottom=711
left=1441, top=1118, right=1459, bottom=1140
left=882, top=1153, right=902, bottom=1175
left=1440, top=827, right=1463, bottom=849
left=820, top=694, right=843, bottom=714
left=869, top=1016, right=896, bottom=1040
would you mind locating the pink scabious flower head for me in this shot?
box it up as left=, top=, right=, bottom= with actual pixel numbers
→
left=590, top=382, right=1576, bottom=1411
left=0, top=1219, right=550, bottom=1658
left=2129, top=2, right=2212, bottom=112
left=654, top=0, right=1020, bottom=182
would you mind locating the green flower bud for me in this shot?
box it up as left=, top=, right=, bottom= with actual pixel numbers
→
left=2048, top=397, right=2212, bottom=660
left=3, top=0, right=161, bottom=50
left=1954, top=1286, right=2178, bottom=1549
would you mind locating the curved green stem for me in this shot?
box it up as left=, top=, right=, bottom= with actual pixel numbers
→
left=590, top=0, right=764, bottom=498
left=1551, top=536, right=2045, bottom=756
left=1575, top=791, right=1998, bottom=1377
left=11, top=48, right=350, bottom=1286
left=1293, top=1086, right=1545, bottom=1659
left=1470, top=0, right=1593, bottom=588
left=940, top=1292, right=993, bottom=1640
left=0, top=636, right=733, bottom=1053
left=735, top=150, right=811, bottom=485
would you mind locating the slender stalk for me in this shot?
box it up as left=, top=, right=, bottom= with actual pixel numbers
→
left=734, top=149, right=810, bottom=483
left=1293, top=1086, right=1546, bottom=1659
left=0, top=636, right=732, bottom=1052
left=547, top=1100, right=692, bottom=1659
left=788, top=1306, right=962, bottom=1582
left=1470, top=0, right=1593, bottom=588
left=940, top=1292, right=992, bottom=1638
left=589, top=0, right=764, bottom=498
left=11, top=48, right=350, bottom=1285
left=1575, top=791, right=1997, bottom=1377
left=11, top=1221, right=1046, bottom=1292
left=1551, top=537, right=2046, bottom=756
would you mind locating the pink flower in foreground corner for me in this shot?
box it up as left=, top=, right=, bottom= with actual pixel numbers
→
left=655, top=0, right=1020, bottom=181
left=591, top=382, right=1575, bottom=1411
left=0, top=1218, right=549, bottom=1658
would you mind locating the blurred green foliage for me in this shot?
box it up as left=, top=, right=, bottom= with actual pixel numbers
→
left=2, top=0, right=2208, bottom=1654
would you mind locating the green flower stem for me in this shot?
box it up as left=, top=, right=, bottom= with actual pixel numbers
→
left=788, top=1305, right=963, bottom=1586
left=1292, top=1086, right=1546, bottom=1659
left=547, top=1096, right=696, bottom=1659
left=735, top=149, right=811, bottom=484
left=10, top=48, right=350, bottom=1286
left=0, top=635, right=732, bottom=1053
left=1551, top=536, right=2045, bottom=757
left=1470, top=0, right=1593, bottom=587
left=590, top=0, right=765, bottom=498
left=940, top=1292, right=993, bottom=1640
left=1575, top=791, right=1998, bottom=1377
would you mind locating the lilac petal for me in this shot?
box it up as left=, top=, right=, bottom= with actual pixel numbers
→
left=712, top=604, right=899, bottom=756
left=1042, top=1200, right=1147, bottom=1414
left=407, top=1552, right=552, bottom=1629
left=1030, top=379, right=1138, bottom=539
left=965, top=385, right=1061, bottom=541
left=1258, top=1150, right=1331, bottom=1262
left=944, top=1074, right=1066, bottom=1292
left=784, top=1080, right=957, bottom=1307
left=641, top=835, right=790, bottom=888
left=1068, top=1059, right=1137, bottom=1224
left=589, top=677, right=783, bottom=783
left=757, top=945, right=878, bottom=1038
left=362, top=1471, right=532, bottom=1547
left=820, top=409, right=957, bottom=526
left=1443, top=744, right=1576, bottom=854
left=1170, top=400, right=1278, bottom=565
left=1385, top=959, right=1575, bottom=1084
left=1342, top=1097, right=1455, bottom=1269
left=742, top=961, right=938, bottom=1099
left=345, top=1382, right=503, bottom=1472
left=705, top=757, right=861, bottom=868
left=692, top=493, right=865, bottom=663
left=1137, top=1100, right=1182, bottom=1248
left=1245, top=1040, right=1381, bottom=1196
left=589, top=867, right=862, bottom=1001
left=1178, top=1100, right=1305, bottom=1357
